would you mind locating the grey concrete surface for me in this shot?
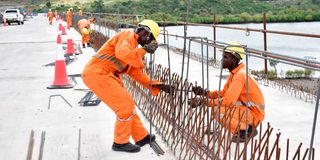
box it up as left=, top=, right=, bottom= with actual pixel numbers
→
left=0, top=16, right=176, bottom=160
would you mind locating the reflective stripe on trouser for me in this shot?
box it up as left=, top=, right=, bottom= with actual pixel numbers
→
left=235, top=101, right=265, bottom=111
left=93, top=54, right=125, bottom=72
left=82, top=34, right=90, bottom=44
left=213, top=105, right=261, bottom=134
left=82, top=67, right=148, bottom=144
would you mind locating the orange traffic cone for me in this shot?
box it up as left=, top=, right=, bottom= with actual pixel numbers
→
left=56, top=34, right=62, bottom=44
left=47, top=41, right=73, bottom=89
left=61, top=26, right=66, bottom=35
left=3, top=19, right=7, bottom=27
left=65, top=29, right=75, bottom=55
left=58, top=23, right=62, bottom=31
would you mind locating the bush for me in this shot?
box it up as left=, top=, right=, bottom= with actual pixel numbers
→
left=304, top=14, right=314, bottom=21
left=304, top=69, right=314, bottom=78
left=285, top=69, right=313, bottom=78
left=251, top=70, right=277, bottom=80
left=239, top=12, right=252, bottom=22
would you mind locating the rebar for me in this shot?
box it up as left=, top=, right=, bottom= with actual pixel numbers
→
left=86, top=13, right=319, bottom=160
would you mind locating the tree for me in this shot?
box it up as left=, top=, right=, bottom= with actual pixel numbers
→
left=269, top=59, right=279, bottom=74
left=46, top=1, right=51, bottom=8
left=91, top=0, right=104, bottom=13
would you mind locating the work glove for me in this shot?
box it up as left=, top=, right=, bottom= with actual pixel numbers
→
left=154, top=84, right=175, bottom=94
left=188, top=97, right=206, bottom=108
left=161, top=84, right=175, bottom=93
left=143, top=42, right=158, bottom=54
left=192, top=86, right=208, bottom=96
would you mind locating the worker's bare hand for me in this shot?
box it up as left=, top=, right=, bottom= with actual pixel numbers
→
left=192, top=86, right=208, bottom=96
left=143, top=41, right=158, bottom=54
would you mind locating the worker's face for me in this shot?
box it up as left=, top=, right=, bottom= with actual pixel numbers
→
left=222, top=52, right=237, bottom=68
left=137, top=27, right=154, bottom=46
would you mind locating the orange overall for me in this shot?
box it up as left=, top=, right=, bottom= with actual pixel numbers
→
left=77, top=19, right=92, bottom=44
left=66, top=10, right=73, bottom=27
left=47, top=11, right=54, bottom=25
left=82, top=30, right=161, bottom=144
left=208, top=63, right=265, bottom=133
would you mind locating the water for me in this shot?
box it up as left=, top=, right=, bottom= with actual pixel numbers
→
left=157, top=22, right=320, bottom=77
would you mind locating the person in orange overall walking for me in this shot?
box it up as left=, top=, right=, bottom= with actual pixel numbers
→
left=47, top=9, right=54, bottom=25
left=77, top=18, right=95, bottom=48
left=66, top=8, right=73, bottom=27
left=82, top=19, right=174, bottom=153
left=191, top=43, right=265, bottom=143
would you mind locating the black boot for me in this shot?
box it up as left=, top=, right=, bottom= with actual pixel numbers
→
left=232, top=125, right=258, bottom=143
left=112, top=142, right=140, bottom=153
left=82, top=44, right=86, bottom=48
left=136, top=134, right=156, bottom=147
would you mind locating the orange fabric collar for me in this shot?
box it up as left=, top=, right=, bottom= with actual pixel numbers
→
left=134, top=32, right=139, bottom=41
left=231, top=63, right=245, bottom=74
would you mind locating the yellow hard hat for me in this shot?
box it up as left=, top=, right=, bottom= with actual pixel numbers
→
left=224, top=42, right=245, bottom=60
left=82, top=28, right=89, bottom=35
left=138, top=19, right=160, bottom=39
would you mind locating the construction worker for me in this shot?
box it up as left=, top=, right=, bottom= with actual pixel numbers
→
left=78, top=7, right=83, bottom=16
left=47, top=9, right=54, bottom=25
left=77, top=18, right=95, bottom=48
left=191, top=43, right=265, bottom=143
left=66, top=8, right=73, bottom=27
left=54, top=10, right=58, bottom=20
left=82, top=19, right=174, bottom=153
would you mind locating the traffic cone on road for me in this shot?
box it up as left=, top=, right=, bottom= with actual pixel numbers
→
left=61, top=26, right=67, bottom=35
left=58, top=23, right=62, bottom=31
left=65, top=35, right=75, bottom=55
left=56, top=34, right=62, bottom=44
left=3, top=19, right=7, bottom=27
left=47, top=41, right=73, bottom=89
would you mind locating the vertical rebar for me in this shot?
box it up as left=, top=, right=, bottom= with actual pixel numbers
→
left=206, top=38, right=210, bottom=154
left=213, top=15, right=217, bottom=62
left=214, top=46, right=226, bottom=159
left=308, top=79, right=320, bottom=160
left=78, top=128, right=81, bottom=160
left=149, top=53, right=155, bottom=147
left=38, top=131, right=46, bottom=160
left=263, top=13, right=268, bottom=75
left=244, top=45, right=249, bottom=160
left=26, top=130, right=34, bottom=160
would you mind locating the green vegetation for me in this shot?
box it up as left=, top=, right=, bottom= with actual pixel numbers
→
left=251, top=68, right=314, bottom=80
left=285, top=69, right=314, bottom=78
left=251, top=70, right=277, bottom=80
left=30, top=0, right=320, bottom=24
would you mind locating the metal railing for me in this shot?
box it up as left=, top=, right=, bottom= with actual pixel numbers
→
left=75, top=12, right=319, bottom=160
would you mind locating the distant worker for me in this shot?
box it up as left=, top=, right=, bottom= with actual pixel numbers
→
left=66, top=8, right=73, bottom=27
left=191, top=43, right=265, bottom=143
left=78, top=7, right=83, bottom=16
left=47, top=9, right=54, bottom=25
left=54, top=10, right=58, bottom=19
left=77, top=18, right=95, bottom=48
left=82, top=20, right=174, bottom=153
